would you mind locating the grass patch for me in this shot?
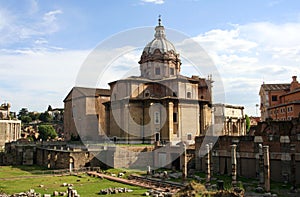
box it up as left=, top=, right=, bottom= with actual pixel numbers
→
left=0, top=166, right=146, bottom=196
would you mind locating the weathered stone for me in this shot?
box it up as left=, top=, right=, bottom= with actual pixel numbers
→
left=263, top=192, right=272, bottom=197
left=255, top=186, right=264, bottom=193
left=53, top=191, right=59, bottom=196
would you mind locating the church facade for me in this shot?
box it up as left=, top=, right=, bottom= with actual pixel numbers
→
left=64, top=20, right=213, bottom=144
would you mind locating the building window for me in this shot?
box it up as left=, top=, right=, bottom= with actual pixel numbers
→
left=154, top=111, right=160, bottom=124
left=144, top=90, right=150, bottom=97
left=187, top=134, right=192, bottom=141
left=187, top=92, right=192, bottom=98
left=287, top=106, right=293, bottom=112
left=173, top=112, right=178, bottom=123
left=155, top=132, right=160, bottom=142
left=272, top=95, right=277, bottom=101
left=170, top=68, right=174, bottom=75
left=155, top=67, right=160, bottom=75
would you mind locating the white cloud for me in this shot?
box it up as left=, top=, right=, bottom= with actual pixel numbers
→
left=193, top=21, right=300, bottom=115
left=141, top=0, right=165, bottom=4
left=43, top=10, right=63, bottom=24
left=0, top=6, right=63, bottom=46
left=0, top=49, right=90, bottom=112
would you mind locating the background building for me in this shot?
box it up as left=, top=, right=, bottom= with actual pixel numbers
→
left=0, top=102, right=21, bottom=149
left=260, top=76, right=300, bottom=121
left=63, top=87, right=110, bottom=141
left=213, top=103, right=246, bottom=136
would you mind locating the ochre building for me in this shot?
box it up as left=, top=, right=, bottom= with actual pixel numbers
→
left=64, top=20, right=213, bottom=145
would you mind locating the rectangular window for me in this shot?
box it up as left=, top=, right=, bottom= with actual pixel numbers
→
left=154, top=111, right=160, bottom=124
left=272, top=95, right=277, bottom=101
left=173, top=112, right=178, bottom=123
left=170, top=68, right=174, bottom=75
left=155, top=67, right=160, bottom=75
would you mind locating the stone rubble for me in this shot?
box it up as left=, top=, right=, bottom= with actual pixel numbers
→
left=99, top=187, right=133, bottom=195
left=143, top=189, right=173, bottom=197
left=0, top=187, right=80, bottom=197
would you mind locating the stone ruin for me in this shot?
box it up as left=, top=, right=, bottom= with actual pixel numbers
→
left=98, top=187, right=133, bottom=195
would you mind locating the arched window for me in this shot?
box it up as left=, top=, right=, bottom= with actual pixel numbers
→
left=154, top=111, right=160, bottom=124
left=187, top=92, right=192, bottom=98
left=170, top=68, right=175, bottom=75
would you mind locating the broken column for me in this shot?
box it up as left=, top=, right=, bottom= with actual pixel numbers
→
left=209, top=142, right=214, bottom=177
left=147, top=166, right=151, bottom=175
left=182, top=143, right=187, bottom=182
left=290, top=144, right=296, bottom=192
left=206, top=144, right=211, bottom=186
left=263, top=145, right=270, bottom=192
left=231, top=144, right=237, bottom=187
left=258, top=143, right=264, bottom=186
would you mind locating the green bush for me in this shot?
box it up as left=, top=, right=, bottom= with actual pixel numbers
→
left=38, top=125, right=57, bottom=140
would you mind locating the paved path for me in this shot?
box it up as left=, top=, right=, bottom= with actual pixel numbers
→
left=87, top=171, right=183, bottom=193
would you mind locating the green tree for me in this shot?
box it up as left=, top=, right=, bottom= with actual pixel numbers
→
left=17, top=108, right=29, bottom=119
left=47, top=105, right=53, bottom=111
left=28, top=112, right=40, bottom=121
left=39, top=111, right=53, bottom=122
left=21, top=116, right=32, bottom=124
left=245, top=114, right=251, bottom=133
left=38, top=125, right=57, bottom=140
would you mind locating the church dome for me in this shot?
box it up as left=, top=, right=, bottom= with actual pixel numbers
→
left=143, top=25, right=176, bottom=54
left=139, top=18, right=181, bottom=80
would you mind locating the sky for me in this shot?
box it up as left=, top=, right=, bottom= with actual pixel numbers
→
left=1, top=0, right=300, bottom=116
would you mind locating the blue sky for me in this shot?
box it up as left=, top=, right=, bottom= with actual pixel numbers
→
left=1, top=0, right=300, bottom=115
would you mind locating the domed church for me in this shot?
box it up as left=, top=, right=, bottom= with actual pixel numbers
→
left=64, top=19, right=213, bottom=145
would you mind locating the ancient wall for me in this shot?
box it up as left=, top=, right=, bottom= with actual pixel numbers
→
left=195, top=119, right=300, bottom=184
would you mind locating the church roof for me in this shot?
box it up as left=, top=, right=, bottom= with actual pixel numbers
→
left=63, top=87, right=110, bottom=102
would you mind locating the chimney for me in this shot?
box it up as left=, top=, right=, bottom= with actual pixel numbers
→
left=290, top=76, right=299, bottom=91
